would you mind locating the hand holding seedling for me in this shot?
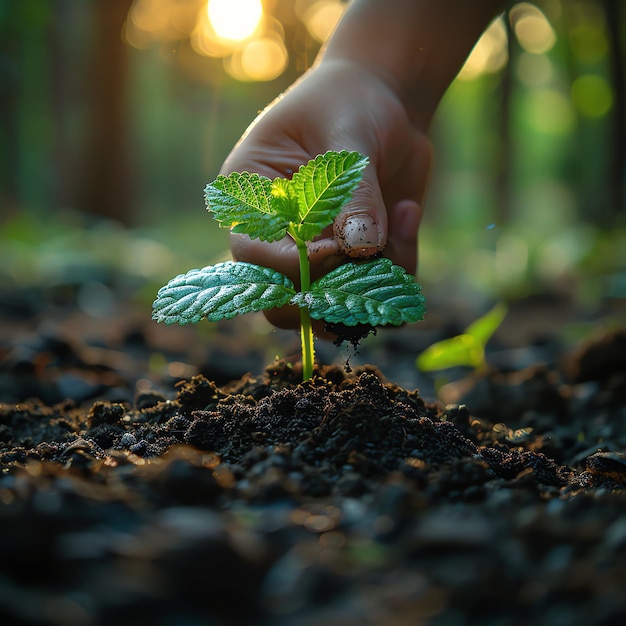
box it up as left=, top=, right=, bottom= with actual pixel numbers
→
left=153, top=151, right=426, bottom=380
left=222, top=60, right=431, bottom=331
left=219, top=0, right=506, bottom=330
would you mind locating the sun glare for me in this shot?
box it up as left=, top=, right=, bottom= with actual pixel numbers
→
left=225, top=35, right=288, bottom=81
left=207, top=0, right=263, bottom=42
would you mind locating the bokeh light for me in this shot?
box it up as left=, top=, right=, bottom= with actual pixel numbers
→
left=126, top=0, right=200, bottom=44
left=571, top=74, right=613, bottom=118
left=525, top=89, right=575, bottom=135
left=302, top=0, right=345, bottom=43
left=225, top=35, right=289, bottom=81
left=569, top=23, right=609, bottom=63
left=127, top=0, right=295, bottom=82
left=207, top=0, right=263, bottom=42
left=458, top=17, right=508, bottom=81
left=129, top=0, right=171, bottom=37
left=510, top=2, right=556, bottom=54
left=516, top=52, right=554, bottom=88
left=192, top=6, right=237, bottom=58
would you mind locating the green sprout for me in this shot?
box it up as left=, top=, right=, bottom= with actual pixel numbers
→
left=152, top=150, right=426, bottom=380
left=416, top=302, right=507, bottom=373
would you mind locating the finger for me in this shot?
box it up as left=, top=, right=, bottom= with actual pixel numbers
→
left=333, top=162, right=387, bottom=258
left=381, top=134, right=433, bottom=220
left=231, top=232, right=298, bottom=273
left=331, top=130, right=431, bottom=260
left=384, top=199, right=423, bottom=275
left=219, top=135, right=308, bottom=180
left=376, top=135, right=432, bottom=275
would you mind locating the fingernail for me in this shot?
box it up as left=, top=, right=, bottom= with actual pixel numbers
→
left=341, top=214, right=382, bottom=251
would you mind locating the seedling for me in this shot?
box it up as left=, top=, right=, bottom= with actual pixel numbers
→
left=416, top=302, right=507, bottom=372
left=153, top=151, right=426, bottom=380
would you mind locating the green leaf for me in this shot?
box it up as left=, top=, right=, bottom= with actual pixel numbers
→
left=415, top=303, right=507, bottom=372
left=152, top=262, right=295, bottom=325
left=466, top=302, right=507, bottom=345
left=204, top=172, right=290, bottom=242
left=292, top=257, right=425, bottom=326
left=269, top=177, right=300, bottom=219
left=290, top=151, right=369, bottom=241
left=416, top=334, right=485, bottom=372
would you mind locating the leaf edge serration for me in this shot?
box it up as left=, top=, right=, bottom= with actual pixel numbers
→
left=152, top=261, right=296, bottom=325
left=291, top=257, right=426, bottom=327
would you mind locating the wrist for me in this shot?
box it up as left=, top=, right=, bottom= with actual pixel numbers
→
left=312, top=56, right=428, bottom=133
left=318, top=0, right=507, bottom=129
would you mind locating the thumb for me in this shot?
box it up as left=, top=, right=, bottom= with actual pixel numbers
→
left=333, top=162, right=387, bottom=258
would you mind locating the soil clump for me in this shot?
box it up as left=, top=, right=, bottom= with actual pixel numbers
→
left=1, top=325, right=626, bottom=624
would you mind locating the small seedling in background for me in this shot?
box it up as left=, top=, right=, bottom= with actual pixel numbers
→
left=416, top=302, right=507, bottom=373
left=153, top=151, right=426, bottom=380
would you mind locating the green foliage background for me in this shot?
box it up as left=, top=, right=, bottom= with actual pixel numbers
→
left=1, top=0, right=624, bottom=341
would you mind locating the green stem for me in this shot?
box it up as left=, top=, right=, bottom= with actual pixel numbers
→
left=295, top=238, right=315, bottom=380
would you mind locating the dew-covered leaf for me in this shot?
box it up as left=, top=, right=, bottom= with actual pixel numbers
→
left=290, top=151, right=368, bottom=241
left=292, top=257, right=425, bottom=326
left=152, top=262, right=295, bottom=324
left=204, top=172, right=290, bottom=242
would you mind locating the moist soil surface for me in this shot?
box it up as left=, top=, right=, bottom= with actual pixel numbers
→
left=1, top=299, right=626, bottom=626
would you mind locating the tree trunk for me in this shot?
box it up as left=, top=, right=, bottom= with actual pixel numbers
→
left=77, top=0, right=134, bottom=224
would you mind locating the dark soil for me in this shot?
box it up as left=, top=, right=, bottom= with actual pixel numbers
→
left=2, top=301, right=626, bottom=625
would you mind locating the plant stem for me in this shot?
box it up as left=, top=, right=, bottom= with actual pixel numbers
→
left=295, top=238, right=315, bottom=380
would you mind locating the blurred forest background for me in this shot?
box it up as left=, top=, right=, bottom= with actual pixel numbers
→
left=0, top=0, right=625, bottom=339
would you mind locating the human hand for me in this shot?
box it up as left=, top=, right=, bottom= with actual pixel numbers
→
left=220, top=59, right=432, bottom=331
